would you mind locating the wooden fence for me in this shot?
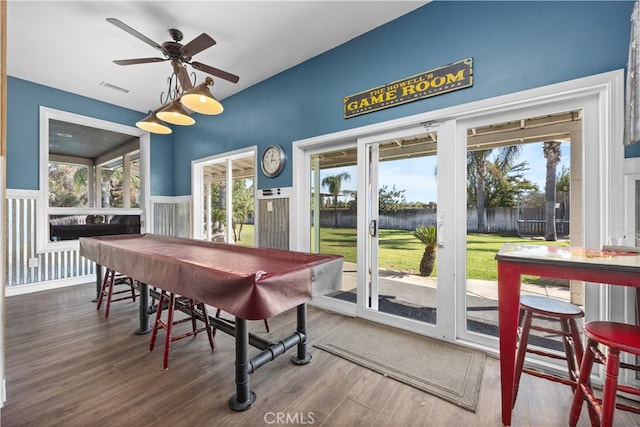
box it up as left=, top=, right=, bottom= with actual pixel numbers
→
left=318, top=206, right=570, bottom=237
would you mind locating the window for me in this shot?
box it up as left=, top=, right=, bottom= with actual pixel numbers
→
left=39, top=107, right=150, bottom=251
left=192, top=148, right=256, bottom=245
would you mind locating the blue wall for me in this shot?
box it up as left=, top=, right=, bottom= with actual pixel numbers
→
left=172, top=0, right=635, bottom=195
left=6, top=1, right=636, bottom=197
left=6, top=77, right=175, bottom=195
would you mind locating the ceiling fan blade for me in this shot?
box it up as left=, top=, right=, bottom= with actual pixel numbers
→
left=181, top=33, right=216, bottom=59
left=113, top=57, right=167, bottom=66
left=190, top=61, right=239, bottom=84
left=106, top=18, right=164, bottom=52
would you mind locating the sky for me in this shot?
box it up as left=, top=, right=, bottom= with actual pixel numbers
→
left=318, top=142, right=571, bottom=204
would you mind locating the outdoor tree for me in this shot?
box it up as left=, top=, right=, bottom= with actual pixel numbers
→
left=543, top=141, right=562, bottom=241
left=208, top=182, right=227, bottom=234
left=483, top=161, right=538, bottom=208
left=321, top=172, right=351, bottom=227
left=210, top=208, right=226, bottom=233
left=206, top=179, right=254, bottom=241
left=99, top=166, right=140, bottom=208
left=378, top=185, right=406, bottom=213
left=232, top=179, right=255, bottom=242
left=413, top=225, right=437, bottom=276
left=467, top=146, right=521, bottom=232
left=518, top=191, right=545, bottom=208
left=344, top=189, right=358, bottom=210
left=555, top=165, right=570, bottom=222
left=467, top=146, right=538, bottom=232
left=48, top=163, right=88, bottom=207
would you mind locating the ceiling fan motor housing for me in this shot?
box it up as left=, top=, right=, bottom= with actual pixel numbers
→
left=168, top=28, right=183, bottom=42
left=162, top=40, right=188, bottom=62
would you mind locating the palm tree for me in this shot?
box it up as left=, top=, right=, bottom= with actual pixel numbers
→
left=210, top=209, right=226, bottom=233
left=543, top=141, right=562, bottom=241
left=414, top=225, right=437, bottom=276
left=467, top=146, right=521, bottom=232
left=321, top=172, right=351, bottom=227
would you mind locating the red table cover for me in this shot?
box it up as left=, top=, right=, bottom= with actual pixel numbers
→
left=80, top=234, right=343, bottom=320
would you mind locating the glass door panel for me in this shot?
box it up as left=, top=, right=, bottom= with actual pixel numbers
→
left=366, top=133, right=439, bottom=324
left=231, top=157, right=255, bottom=247
left=463, top=111, right=579, bottom=353
left=203, top=162, right=228, bottom=242
left=310, top=147, right=358, bottom=301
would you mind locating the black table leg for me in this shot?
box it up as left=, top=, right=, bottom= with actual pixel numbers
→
left=229, top=317, right=256, bottom=411
left=135, top=282, right=151, bottom=335
left=92, top=264, right=103, bottom=302
left=292, top=303, right=312, bottom=365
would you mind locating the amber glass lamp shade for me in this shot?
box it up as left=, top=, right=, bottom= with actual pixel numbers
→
left=135, top=112, right=172, bottom=134
left=180, top=78, right=223, bottom=115
left=156, top=100, right=195, bottom=125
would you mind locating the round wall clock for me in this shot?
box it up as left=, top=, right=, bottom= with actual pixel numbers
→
left=261, top=144, right=286, bottom=177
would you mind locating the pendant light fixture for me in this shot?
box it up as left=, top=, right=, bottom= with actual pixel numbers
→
left=180, top=77, right=223, bottom=115
left=135, top=62, right=236, bottom=134
left=136, top=110, right=172, bottom=134
left=156, top=99, right=195, bottom=125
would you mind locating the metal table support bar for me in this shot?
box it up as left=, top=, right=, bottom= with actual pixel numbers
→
left=229, top=318, right=256, bottom=411
left=229, top=303, right=311, bottom=412
left=247, top=332, right=306, bottom=374
left=135, top=282, right=151, bottom=335
left=293, top=303, right=311, bottom=364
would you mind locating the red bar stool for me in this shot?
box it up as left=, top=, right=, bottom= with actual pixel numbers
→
left=96, top=268, right=138, bottom=318
left=569, top=321, right=640, bottom=427
left=512, top=295, right=585, bottom=408
left=149, top=290, right=216, bottom=369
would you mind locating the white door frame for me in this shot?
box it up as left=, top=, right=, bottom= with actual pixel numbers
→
left=37, top=107, right=150, bottom=253
left=191, top=146, right=257, bottom=242
left=292, top=69, right=625, bottom=347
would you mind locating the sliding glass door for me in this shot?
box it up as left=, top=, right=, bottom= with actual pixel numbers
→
left=192, top=149, right=256, bottom=244
left=459, top=110, right=581, bottom=352
left=296, top=71, right=624, bottom=352
left=362, top=131, right=442, bottom=326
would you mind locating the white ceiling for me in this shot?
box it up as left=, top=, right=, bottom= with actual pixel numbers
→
left=7, top=1, right=428, bottom=113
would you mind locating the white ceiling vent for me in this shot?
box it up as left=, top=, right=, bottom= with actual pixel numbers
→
left=100, top=81, right=130, bottom=94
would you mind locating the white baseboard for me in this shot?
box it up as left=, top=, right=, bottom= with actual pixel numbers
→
left=6, top=276, right=94, bottom=297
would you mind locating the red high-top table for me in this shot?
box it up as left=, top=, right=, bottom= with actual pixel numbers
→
left=80, top=233, right=343, bottom=411
left=495, top=243, right=640, bottom=426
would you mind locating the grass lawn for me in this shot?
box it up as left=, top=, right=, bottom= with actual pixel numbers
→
left=236, top=224, right=567, bottom=282
left=234, top=224, right=255, bottom=247
left=317, top=227, right=567, bottom=281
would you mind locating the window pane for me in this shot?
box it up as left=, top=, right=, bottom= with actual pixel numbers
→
left=48, top=162, right=88, bottom=207
left=232, top=177, right=255, bottom=247
left=99, top=152, right=140, bottom=208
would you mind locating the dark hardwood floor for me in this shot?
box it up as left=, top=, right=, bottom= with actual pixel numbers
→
left=1, top=284, right=637, bottom=426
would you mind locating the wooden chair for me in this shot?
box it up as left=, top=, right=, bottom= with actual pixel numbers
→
left=96, top=268, right=138, bottom=319
left=149, top=290, right=215, bottom=370
left=512, top=295, right=586, bottom=408
left=569, top=321, right=640, bottom=427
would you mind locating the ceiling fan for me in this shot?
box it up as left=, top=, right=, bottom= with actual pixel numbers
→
left=107, top=17, right=239, bottom=90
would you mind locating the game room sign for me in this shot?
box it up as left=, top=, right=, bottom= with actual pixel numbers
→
left=343, top=58, right=473, bottom=118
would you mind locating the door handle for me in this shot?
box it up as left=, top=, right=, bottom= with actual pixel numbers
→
left=369, top=220, right=377, bottom=237
left=437, top=215, right=444, bottom=248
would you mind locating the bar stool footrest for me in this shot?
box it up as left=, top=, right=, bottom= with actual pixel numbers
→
left=522, top=367, right=577, bottom=387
